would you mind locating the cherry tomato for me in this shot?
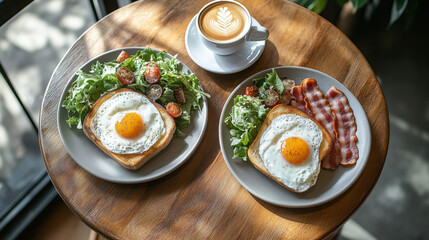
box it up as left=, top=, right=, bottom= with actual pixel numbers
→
left=145, top=61, right=160, bottom=69
left=166, top=102, right=182, bottom=118
left=144, top=67, right=161, bottom=83
left=116, top=50, right=129, bottom=63
left=116, top=66, right=134, bottom=85
left=264, top=89, right=280, bottom=107
left=146, top=84, right=163, bottom=101
left=245, top=85, right=259, bottom=97
left=174, top=87, right=186, bottom=104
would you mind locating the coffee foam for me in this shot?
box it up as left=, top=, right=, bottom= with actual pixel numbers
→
left=199, top=2, right=248, bottom=42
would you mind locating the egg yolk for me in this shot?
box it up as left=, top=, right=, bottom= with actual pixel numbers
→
left=281, top=137, right=310, bottom=165
left=115, top=113, right=144, bottom=139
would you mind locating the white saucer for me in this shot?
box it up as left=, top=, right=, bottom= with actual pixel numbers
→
left=185, top=15, right=266, bottom=74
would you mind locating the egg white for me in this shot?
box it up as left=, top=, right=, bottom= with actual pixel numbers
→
left=258, top=114, right=323, bottom=192
left=91, top=91, right=165, bottom=154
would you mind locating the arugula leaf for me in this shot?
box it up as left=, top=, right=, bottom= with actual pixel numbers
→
left=62, top=68, right=122, bottom=128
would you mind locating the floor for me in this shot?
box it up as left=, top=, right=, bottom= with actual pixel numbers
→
left=1, top=0, right=428, bottom=239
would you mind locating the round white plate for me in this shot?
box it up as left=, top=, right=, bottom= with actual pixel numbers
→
left=185, top=15, right=266, bottom=74
left=58, top=47, right=208, bottom=184
left=219, top=66, right=371, bottom=208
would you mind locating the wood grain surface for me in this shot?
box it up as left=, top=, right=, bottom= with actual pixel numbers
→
left=39, top=0, right=389, bottom=239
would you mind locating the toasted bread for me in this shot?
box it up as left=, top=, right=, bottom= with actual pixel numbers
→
left=247, top=105, right=333, bottom=192
left=83, top=88, right=176, bottom=170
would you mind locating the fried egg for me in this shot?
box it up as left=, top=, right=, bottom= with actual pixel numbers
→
left=258, top=114, right=323, bottom=192
left=90, top=91, right=165, bottom=154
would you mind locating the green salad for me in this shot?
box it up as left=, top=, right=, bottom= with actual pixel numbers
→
left=224, top=69, right=286, bottom=160
left=62, top=48, right=210, bottom=136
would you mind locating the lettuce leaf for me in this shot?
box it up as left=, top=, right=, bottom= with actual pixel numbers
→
left=253, top=68, right=284, bottom=95
left=224, top=95, right=269, bottom=160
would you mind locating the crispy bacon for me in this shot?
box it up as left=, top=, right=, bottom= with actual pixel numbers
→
left=301, top=79, right=341, bottom=169
left=291, top=86, right=310, bottom=114
left=326, top=86, right=359, bottom=165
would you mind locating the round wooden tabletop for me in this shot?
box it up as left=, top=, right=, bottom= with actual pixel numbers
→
left=39, top=0, right=389, bottom=239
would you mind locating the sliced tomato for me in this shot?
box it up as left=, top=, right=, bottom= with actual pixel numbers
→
left=166, top=102, right=182, bottom=118
left=116, top=50, right=129, bottom=63
left=147, top=84, right=163, bottom=101
left=245, top=85, right=259, bottom=97
left=174, top=87, right=186, bottom=104
left=145, top=61, right=160, bottom=69
left=264, top=89, right=280, bottom=107
left=116, top=66, right=134, bottom=85
left=144, top=67, right=161, bottom=83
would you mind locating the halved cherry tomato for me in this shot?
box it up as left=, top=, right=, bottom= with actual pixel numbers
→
left=145, top=61, right=160, bottom=69
left=116, top=50, right=129, bottom=63
left=166, top=102, right=182, bottom=118
left=245, top=85, right=259, bottom=97
left=144, top=67, right=161, bottom=83
left=264, top=89, right=280, bottom=107
left=147, top=84, right=163, bottom=101
left=174, top=87, right=186, bottom=104
left=116, top=66, right=134, bottom=85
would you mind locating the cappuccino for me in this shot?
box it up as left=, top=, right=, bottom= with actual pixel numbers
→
left=198, top=1, right=249, bottom=42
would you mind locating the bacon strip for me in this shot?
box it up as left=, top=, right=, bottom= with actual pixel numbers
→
left=291, top=86, right=310, bottom=114
left=326, top=86, right=359, bottom=165
left=301, top=79, right=341, bottom=169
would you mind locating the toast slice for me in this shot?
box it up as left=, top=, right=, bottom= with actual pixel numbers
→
left=247, top=105, right=333, bottom=192
left=83, top=88, right=176, bottom=170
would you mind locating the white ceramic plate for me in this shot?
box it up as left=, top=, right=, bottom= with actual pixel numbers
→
left=185, top=15, right=266, bottom=74
left=219, top=66, right=371, bottom=208
left=58, top=47, right=208, bottom=184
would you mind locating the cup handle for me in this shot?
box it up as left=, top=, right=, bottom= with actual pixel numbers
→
left=246, top=25, right=269, bottom=41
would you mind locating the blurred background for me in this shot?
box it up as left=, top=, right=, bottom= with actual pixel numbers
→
left=0, top=0, right=427, bottom=239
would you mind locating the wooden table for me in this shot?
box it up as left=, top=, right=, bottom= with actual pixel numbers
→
left=39, top=0, right=389, bottom=239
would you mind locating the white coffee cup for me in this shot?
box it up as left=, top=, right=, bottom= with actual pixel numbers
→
left=196, top=0, right=269, bottom=55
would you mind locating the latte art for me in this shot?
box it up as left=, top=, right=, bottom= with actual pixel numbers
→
left=199, top=2, right=248, bottom=42
left=211, top=7, right=241, bottom=35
